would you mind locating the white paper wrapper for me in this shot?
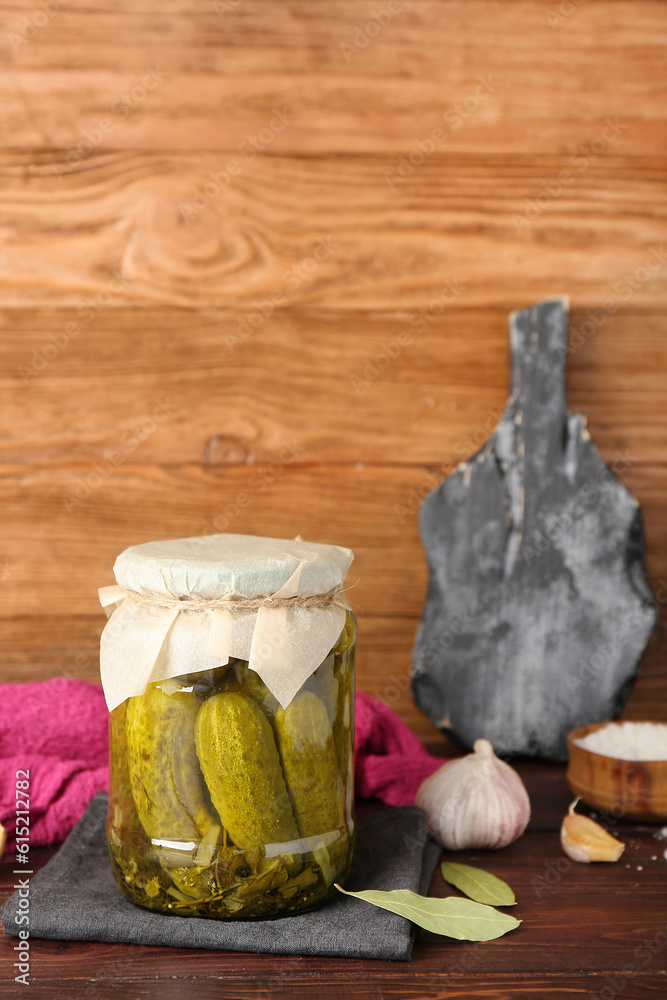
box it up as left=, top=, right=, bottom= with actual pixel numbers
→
left=99, top=534, right=354, bottom=712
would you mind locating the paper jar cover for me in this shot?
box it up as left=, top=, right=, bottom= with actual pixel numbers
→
left=99, top=533, right=354, bottom=712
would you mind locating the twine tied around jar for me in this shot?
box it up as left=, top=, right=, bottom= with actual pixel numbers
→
left=113, top=584, right=352, bottom=614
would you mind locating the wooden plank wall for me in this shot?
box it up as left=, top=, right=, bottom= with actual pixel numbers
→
left=0, top=0, right=665, bottom=742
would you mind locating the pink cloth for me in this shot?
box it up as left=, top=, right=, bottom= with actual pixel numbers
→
left=354, top=691, right=446, bottom=806
left=0, top=678, right=109, bottom=850
left=0, top=680, right=446, bottom=849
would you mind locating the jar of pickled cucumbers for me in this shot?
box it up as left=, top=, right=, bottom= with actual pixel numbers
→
left=99, top=533, right=356, bottom=920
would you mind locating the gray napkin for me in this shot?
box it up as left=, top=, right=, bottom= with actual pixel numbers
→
left=1, top=793, right=440, bottom=961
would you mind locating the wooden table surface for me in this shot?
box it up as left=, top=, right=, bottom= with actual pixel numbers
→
left=0, top=760, right=665, bottom=1000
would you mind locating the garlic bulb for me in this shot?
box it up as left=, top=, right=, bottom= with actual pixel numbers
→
left=560, top=798, right=625, bottom=863
left=415, top=739, right=531, bottom=850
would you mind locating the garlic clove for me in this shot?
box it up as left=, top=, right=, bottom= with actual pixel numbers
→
left=415, top=738, right=531, bottom=851
left=560, top=798, right=625, bottom=863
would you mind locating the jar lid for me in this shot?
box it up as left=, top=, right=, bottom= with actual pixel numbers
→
left=99, top=533, right=354, bottom=712
left=113, top=533, right=353, bottom=600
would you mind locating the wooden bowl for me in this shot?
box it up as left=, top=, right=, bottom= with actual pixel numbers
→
left=566, top=721, right=667, bottom=821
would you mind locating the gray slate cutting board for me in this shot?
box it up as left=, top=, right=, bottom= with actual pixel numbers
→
left=412, top=297, right=656, bottom=761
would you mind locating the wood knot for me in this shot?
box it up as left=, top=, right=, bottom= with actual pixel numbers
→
left=203, top=434, right=253, bottom=465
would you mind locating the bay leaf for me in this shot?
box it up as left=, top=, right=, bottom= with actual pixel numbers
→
left=334, top=885, right=520, bottom=941
left=440, top=862, right=516, bottom=907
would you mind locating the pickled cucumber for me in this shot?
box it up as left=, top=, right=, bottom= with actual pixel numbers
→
left=273, top=690, right=342, bottom=838
left=125, top=682, right=216, bottom=842
left=108, top=700, right=143, bottom=841
left=333, top=613, right=356, bottom=791
left=333, top=612, right=356, bottom=657
left=302, top=653, right=338, bottom=725
left=194, top=691, right=300, bottom=851
left=232, top=662, right=279, bottom=714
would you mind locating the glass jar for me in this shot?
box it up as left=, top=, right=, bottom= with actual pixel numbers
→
left=107, top=610, right=356, bottom=920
